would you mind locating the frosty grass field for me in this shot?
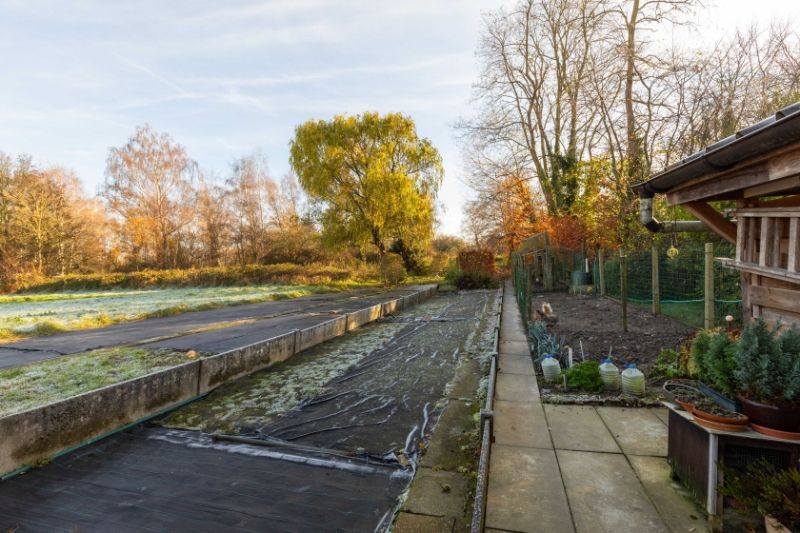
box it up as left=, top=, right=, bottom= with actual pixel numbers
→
left=0, top=285, right=334, bottom=339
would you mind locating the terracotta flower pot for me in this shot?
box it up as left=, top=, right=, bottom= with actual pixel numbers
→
left=691, top=405, right=748, bottom=425
left=738, top=395, right=800, bottom=433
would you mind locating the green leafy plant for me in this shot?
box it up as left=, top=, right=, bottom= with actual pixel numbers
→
left=652, top=348, right=685, bottom=380
left=735, top=319, right=800, bottom=404
left=720, top=460, right=800, bottom=530
left=564, top=361, right=603, bottom=393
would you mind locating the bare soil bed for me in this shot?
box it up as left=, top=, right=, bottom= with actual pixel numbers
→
left=537, top=292, right=694, bottom=377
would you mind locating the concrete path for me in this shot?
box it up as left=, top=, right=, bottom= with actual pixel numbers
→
left=484, top=281, right=706, bottom=533
left=0, top=285, right=430, bottom=369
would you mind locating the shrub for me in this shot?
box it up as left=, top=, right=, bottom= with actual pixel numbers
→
left=689, top=329, right=714, bottom=381
left=454, top=272, right=497, bottom=290
left=380, top=254, right=407, bottom=286
left=457, top=249, right=495, bottom=275
left=720, top=460, right=800, bottom=530
left=735, top=319, right=800, bottom=404
left=704, top=331, right=739, bottom=397
left=564, top=361, right=604, bottom=393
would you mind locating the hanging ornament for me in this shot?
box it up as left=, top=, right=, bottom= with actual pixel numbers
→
left=667, top=245, right=680, bottom=259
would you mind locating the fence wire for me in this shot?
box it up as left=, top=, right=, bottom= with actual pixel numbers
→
left=512, top=237, right=742, bottom=329
left=593, top=243, right=741, bottom=328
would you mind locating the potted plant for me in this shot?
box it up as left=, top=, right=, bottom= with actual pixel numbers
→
left=690, top=328, right=741, bottom=412
left=735, top=320, right=800, bottom=435
left=662, top=381, right=704, bottom=411
left=690, top=397, right=748, bottom=431
left=720, top=460, right=800, bottom=533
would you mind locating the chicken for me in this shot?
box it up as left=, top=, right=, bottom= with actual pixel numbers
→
left=540, top=302, right=558, bottom=324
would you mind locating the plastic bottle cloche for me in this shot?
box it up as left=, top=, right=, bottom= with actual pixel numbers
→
left=599, top=357, right=620, bottom=391
left=621, top=363, right=645, bottom=397
left=541, top=354, right=562, bottom=383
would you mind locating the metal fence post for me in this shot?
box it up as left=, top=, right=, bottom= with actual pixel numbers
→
left=704, top=242, right=714, bottom=329
left=651, top=244, right=661, bottom=315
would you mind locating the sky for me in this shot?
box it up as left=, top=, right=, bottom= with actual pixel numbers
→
left=0, top=0, right=796, bottom=236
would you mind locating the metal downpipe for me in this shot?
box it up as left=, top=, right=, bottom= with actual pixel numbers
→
left=638, top=196, right=708, bottom=233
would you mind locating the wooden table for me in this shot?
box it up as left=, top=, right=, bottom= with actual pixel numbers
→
left=665, top=402, right=800, bottom=529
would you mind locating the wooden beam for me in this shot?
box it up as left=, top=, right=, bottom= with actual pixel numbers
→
left=749, top=285, right=800, bottom=315
left=759, top=195, right=800, bottom=208
left=745, top=175, right=800, bottom=198
left=719, top=258, right=800, bottom=284
left=683, top=201, right=737, bottom=244
left=665, top=143, right=800, bottom=205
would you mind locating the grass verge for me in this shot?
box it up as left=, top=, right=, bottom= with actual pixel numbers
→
left=0, top=347, right=200, bottom=417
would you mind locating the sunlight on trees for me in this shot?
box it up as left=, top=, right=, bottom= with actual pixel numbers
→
left=290, top=112, right=443, bottom=271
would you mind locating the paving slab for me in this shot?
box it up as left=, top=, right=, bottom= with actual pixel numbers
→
left=393, top=512, right=454, bottom=533
left=494, top=400, right=552, bottom=449
left=596, top=407, right=668, bottom=457
left=557, top=449, right=666, bottom=533
left=486, top=444, right=574, bottom=533
left=499, top=340, right=530, bottom=356
left=499, top=327, right=527, bottom=342
left=495, top=372, right=539, bottom=402
left=628, top=455, right=709, bottom=533
left=402, top=468, right=468, bottom=518
left=497, top=353, right=535, bottom=375
left=652, top=407, right=670, bottom=426
left=544, top=405, right=620, bottom=453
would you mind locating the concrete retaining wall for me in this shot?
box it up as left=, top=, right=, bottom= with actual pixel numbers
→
left=346, top=304, right=383, bottom=332
left=297, top=316, right=347, bottom=352
left=382, top=298, right=403, bottom=316
left=0, top=284, right=438, bottom=477
left=198, top=331, right=296, bottom=393
left=0, top=360, right=201, bottom=477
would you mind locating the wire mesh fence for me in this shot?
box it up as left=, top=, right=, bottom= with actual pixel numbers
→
left=512, top=236, right=742, bottom=329
left=593, top=243, right=741, bottom=328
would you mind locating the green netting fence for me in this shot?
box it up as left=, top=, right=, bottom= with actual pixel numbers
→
left=512, top=236, right=743, bottom=329
left=593, top=243, right=741, bottom=328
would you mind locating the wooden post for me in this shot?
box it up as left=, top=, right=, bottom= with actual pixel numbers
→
left=598, top=249, right=606, bottom=297
left=620, top=250, right=628, bottom=332
left=704, top=242, right=715, bottom=329
left=651, top=244, right=660, bottom=315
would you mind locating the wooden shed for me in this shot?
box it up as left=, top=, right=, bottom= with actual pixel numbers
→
left=633, top=102, right=800, bottom=327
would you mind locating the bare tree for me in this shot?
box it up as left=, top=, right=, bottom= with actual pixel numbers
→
left=103, top=125, right=198, bottom=269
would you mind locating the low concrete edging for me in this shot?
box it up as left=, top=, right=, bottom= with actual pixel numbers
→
left=0, top=285, right=437, bottom=477
left=198, top=331, right=296, bottom=393
left=346, top=303, right=383, bottom=332
left=0, top=360, right=201, bottom=477
left=298, top=316, right=347, bottom=352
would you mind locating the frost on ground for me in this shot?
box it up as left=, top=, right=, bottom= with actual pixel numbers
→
left=160, top=295, right=471, bottom=434
left=161, top=291, right=498, bottom=459
left=0, top=285, right=328, bottom=338
left=0, top=347, right=197, bottom=416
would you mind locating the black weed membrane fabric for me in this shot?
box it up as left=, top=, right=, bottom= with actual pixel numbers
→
left=0, top=426, right=406, bottom=532
left=256, top=291, right=492, bottom=458
left=0, top=291, right=496, bottom=533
